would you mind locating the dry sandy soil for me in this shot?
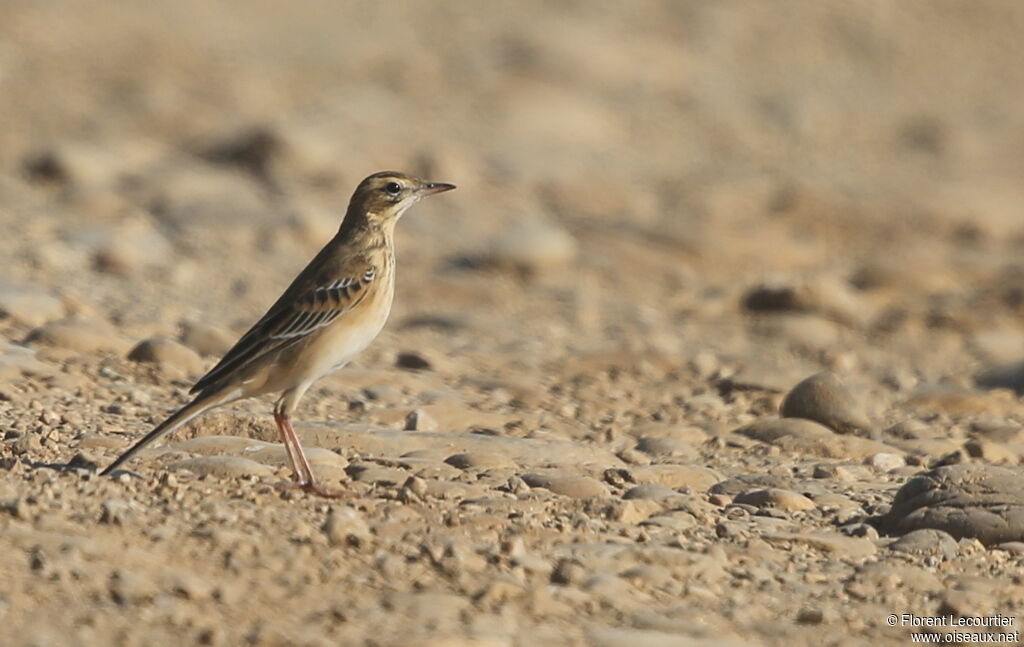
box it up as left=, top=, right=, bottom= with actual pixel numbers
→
left=2, top=1, right=1024, bottom=645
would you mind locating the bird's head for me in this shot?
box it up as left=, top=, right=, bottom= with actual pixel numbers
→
left=346, top=171, right=455, bottom=230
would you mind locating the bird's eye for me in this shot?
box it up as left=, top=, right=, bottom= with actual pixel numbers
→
left=384, top=182, right=401, bottom=196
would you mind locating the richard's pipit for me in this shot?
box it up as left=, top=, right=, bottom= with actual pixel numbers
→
left=102, top=171, right=455, bottom=496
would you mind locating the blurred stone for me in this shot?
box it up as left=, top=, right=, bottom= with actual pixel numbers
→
left=867, top=452, right=906, bottom=472
left=128, top=338, right=205, bottom=377
left=890, top=528, right=959, bottom=559
left=741, top=275, right=870, bottom=328
left=634, top=436, right=697, bottom=459
left=734, top=488, right=815, bottom=512
left=630, top=464, right=722, bottom=491
left=197, top=125, right=282, bottom=180
left=520, top=472, right=609, bottom=498
left=168, top=456, right=275, bottom=478
left=780, top=372, right=873, bottom=435
left=404, top=408, right=439, bottom=431
left=622, top=483, right=679, bottom=501
left=486, top=218, right=577, bottom=275
left=91, top=215, right=174, bottom=275
left=396, top=351, right=433, bottom=371
left=323, top=507, right=372, bottom=547
left=975, top=361, right=1024, bottom=395
left=444, top=451, right=514, bottom=470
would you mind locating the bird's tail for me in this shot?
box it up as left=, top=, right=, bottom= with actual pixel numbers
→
left=100, top=389, right=230, bottom=476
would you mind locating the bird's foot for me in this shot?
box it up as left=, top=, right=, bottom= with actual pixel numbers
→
left=272, top=479, right=349, bottom=499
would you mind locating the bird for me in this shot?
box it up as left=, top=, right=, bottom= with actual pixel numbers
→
left=101, top=171, right=456, bottom=496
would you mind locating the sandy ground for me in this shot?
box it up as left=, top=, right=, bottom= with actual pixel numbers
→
left=2, top=1, right=1024, bottom=645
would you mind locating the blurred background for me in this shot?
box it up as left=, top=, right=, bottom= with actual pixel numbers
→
left=0, top=0, right=1023, bottom=404
left=4, top=2, right=1024, bottom=645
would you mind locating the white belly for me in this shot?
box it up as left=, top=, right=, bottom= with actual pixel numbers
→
left=313, top=288, right=393, bottom=378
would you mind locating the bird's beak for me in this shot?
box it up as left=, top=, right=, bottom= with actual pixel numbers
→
left=417, top=182, right=456, bottom=196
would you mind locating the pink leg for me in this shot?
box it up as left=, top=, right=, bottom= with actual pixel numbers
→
left=273, top=410, right=347, bottom=498
left=274, top=411, right=307, bottom=484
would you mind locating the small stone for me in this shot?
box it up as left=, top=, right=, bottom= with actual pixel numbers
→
left=868, top=452, right=906, bottom=472
left=796, top=608, right=825, bottom=625
left=345, top=463, right=408, bottom=485
left=520, top=472, right=609, bottom=498
left=890, top=529, right=959, bottom=559
left=812, top=464, right=856, bottom=481
left=634, top=436, right=697, bottom=459
left=613, top=499, right=663, bottom=523
left=404, top=408, right=439, bottom=431
left=550, top=559, right=585, bottom=585
left=323, top=507, right=372, bottom=547
left=622, top=484, right=679, bottom=501
left=67, top=452, right=99, bottom=471
left=630, top=464, right=722, bottom=491
left=741, top=275, right=869, bottom=327
left=167, top=456, right=275, bottom=479
left=487, top=218, right=577, bottom=276
left=444, top=451, right=514, bottom=470
left=780, top=372, right=872, bottom=435
left=128, top=338, right=205, bottom=377
left=395, top=351, right=432, bottom=370
left=734, top=488, right=815, bottom=512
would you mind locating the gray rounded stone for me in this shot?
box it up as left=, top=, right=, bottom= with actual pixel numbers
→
left=780, top=371, right=873, bottom=435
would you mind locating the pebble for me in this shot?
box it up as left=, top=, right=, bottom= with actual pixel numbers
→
left=890, top=528, right=959, bottom=559
left=741, top=275, right=869, bottom=328
left=99, top=499, right=139, bottom=525
left=345, top=463, right=409, bottom=485
left=734, top=488, right=815, bottom=512
left=404, top=408, right=439, bottom=431
left=520, top=472, right=609, bottom=498
left=634, top=436, right=697, bottom=459
left=243, top=444, right=347, bottom=468
left=128, top=337, right=206, bottom=377
left=167, top=456, right=275, bottom=478
left=867, top=452, right=906, bottom=472
left=780, top=372, right=873, bottom=435
left=444, top=451, right=514, bottom=470
left=172, top=435, right=272, bottom=456
left=630, top=464, right=722, bottom=491
left=622, top=484, right=680, bottom=501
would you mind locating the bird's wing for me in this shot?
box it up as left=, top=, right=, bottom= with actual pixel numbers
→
left=190, top=260, right=377, bottom=394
